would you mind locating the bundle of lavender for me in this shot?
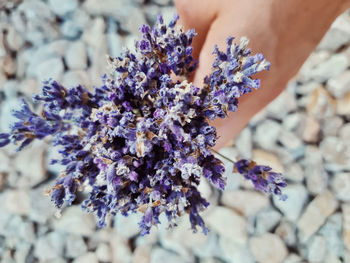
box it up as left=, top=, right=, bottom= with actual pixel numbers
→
left=0, top=15, right=286, bottom=235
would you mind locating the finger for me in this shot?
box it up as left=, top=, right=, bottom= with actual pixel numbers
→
left=175, top=0, right=219, bottom=62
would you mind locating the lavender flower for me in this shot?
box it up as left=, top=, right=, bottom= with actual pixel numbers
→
left=0, top=14, right=286, bottom=235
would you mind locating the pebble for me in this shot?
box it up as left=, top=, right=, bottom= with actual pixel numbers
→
left=254, top=120, right=281, bottom=150
left=297, top=191, right=338, bottom=243
left=52, top=206, right=96, bottom=236
left=216, top=147, right=240, bottom=191
left=255, top=209, right=282, bottom=235
left=114, top=212, right=141, bottom=238
left=249, top=233, right=288, bottom=263
left=132, top=245, right=152, bottom=263
left=65, top=41, right=88, bottom=70
left=275, top=220, right=297, bottom=247
left=2, top=190, right=30, bottom=215
left=306, top=86, right=336, bottom=120
left=339, top=123, right=350, bottom=140
left=319, top=213, right=344, bottom=258
left=320, top=136, right=350, bottom=171
left=331, top=173, right=350, bottom=201
left=336, top=91, right=350, bottom=115
left=29, top=184, right=56, bottom=224
left=151, top=247, right=189, bottom=263
left=327, top=70, right=350, bottom=98
left=302, top=115, right=320, bottom=143
left=34, top=232, right=66, bottom=261
left=72, top=252, right=99, bottom=263
left=309, top=53, right=349, bottom=82
left=219, top=238, right=254, bottom=263
left=206, top=206, right=247, bottom=244
left=273, top=184, right=308, bottom=221
left=252, top=149, right=284, bottom=173
left=48, top=0, right=78, bottom=17
left=96, top=243, right=112, bottom=262
left=343, top=204, right=350, bottom=250
left=62, top=70, right=91, bottom=88
left=266, top=90, right=297, bottom=120
left=34, top=56, right=64, bottom=82
left=307, top=235, right=327, bottom=263
left=65, top=234, right=87, bottom=259
left=304, top=146, right=328, bottom=195
left=321, top=116, right=344, bottom=137
left=110, top=235, right=132, bottom=263
left=284, top=163, right=304, bottom=182
left=235, top=127, right=253, bottom=159
left=221, top=190, right=270, bottom=217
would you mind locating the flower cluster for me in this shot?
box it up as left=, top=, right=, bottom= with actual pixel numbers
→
left=0, top=15, right=286, bottom=235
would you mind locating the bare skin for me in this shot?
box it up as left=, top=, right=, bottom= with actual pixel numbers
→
left=175, top=0, right=350, bottom=150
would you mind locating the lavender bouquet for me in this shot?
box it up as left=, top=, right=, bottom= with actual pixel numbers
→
left=0, top=15, right=286, bottom=235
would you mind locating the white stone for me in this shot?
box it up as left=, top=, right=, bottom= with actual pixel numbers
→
left=2, top=190, right=30, bottom=215
left=284, top=163, right=304, bottom=182
left=114, top=212, right=141, bottom=238
left=295, top=81, right=320, bottom=95
left=321, top=116, right=343, bottom=137
left=305, top=146, right=328, bottom=195
left=266, top=90, right=297, bottom=120
left=221, top=190, right=270, bottom=217
left=34, top=232, right=65, bottom=261
left=254, top=120, right=281, bottom=150
left=327, top=70, right=350, bottom=98
left=206, top=206, right=247, bottom=244
left=331, top=173, right=350, bottom=201
left=62, top=70, right=91, bottom=89
left=52, top=206, right=96, bottom=236
left=255, top=209, right=282, bottom=235
left=297, top=191, right=338, bottom=243
left=306, top=86, right=336, bottom=120
left=297, top=50, right=331, bottom=82
left=72, top=252, right=98, bottom=263
left=343, top=204, right=350, bottom=250
left=110, top=235, right=132, bottom=263
left=317, top=12, right=350, bottom=51
left=107, top=33, right=123, bottom=58
left=65, top=41, right=87, bottom=70
left=48, top=0, right=78, bottom=17
left=302, top=116, right=320, bottom=143
left=282, top=254, right=303, bottom=263
left=273, top=184, right=308, bottom=221
left=336, top=91, right=350, bottom=115
left=275, top=220, right=296, bottom=247
left=320, top=136, right=350, bottom=171
left=216, top=147, right=240, bottom=191
left=339, top=123, right=350, bottom=140
left=96, top=243, right=112, bottom=262
left=35, top=56, right=64, bottom=82
left=132, top=245, right=152, bottom=263
left=235, top=128, right=252, bottom=159
left=309, top=53, right=349, bottom=82
left=151, top=247, right=189, bottom=263
left=249, top=233, right=288, bottom=263
left=219, top=237, right=254, bottom=263
left=66, top=234, right=87, bottom=258
left=307, top=235, right=327, bottom=263
left=278, top=129, right=304, bottom=151
left=319, top=213, right=344, bottom=258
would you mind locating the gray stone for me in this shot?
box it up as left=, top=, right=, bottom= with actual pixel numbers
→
left=219, top=238, right=254, bottom=263
left=327, top=70, right=350, bottom=98
left=307, top=235, right=327, bottom=263
left=65, top=41, right=87, bottom=70
left=254, top=120, right=281, bottom=150
left=52, top=206, right=96, bottom=236
left=34, top=232, right=65, bottom=261
left=319, top=213, right=344, bottom=258
left=304, top=146, right=328, bottom=195
left=255, top=209, right=282, bottom=235
left=48, top=0, right=78, bottom=17
left=266, top=90, right=297, bottom=120
left=66, top=234, right=87, bottom=258
left=284, top=163, right=304, bottom=182
left=320, top=136, right=350, bottom=171
left=297, top=191, right=338, bottom=243
left=221, top=190, right=270, bottom=217
left=249, top=233, right=288, bottom=263
left=73, top=252, right=99, bottom=263
left=62, top=70, right=91, bottom=88
left=235, top=128, right=252, bottom=159
left=339, top=123, right=350, bottom=140
left=275, top=220, right=297, bottom=247
left=331, top=173, right=350, bottom=201
left=321, top=116, right=344, bottom=137
left=14, top=241, right=31, bottom=263
left=35, top=56, right=64, bottom=82
left=273, top=184, right=308, bottom=221
left=309, top=53, right=349, bottom=82
left=206, top=206, right=247, bottom=244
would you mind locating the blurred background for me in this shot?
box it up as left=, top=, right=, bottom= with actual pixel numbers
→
left=0, top=0, right=350, bottom=263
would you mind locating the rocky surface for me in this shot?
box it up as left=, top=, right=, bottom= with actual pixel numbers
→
left=1, top=1, right=350, bottom=263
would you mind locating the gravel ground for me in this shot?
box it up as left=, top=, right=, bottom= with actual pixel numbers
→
left=1, top=1, right=350, bottom=263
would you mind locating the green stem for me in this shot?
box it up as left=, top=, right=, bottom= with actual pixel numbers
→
left=211, top=149, right=235, bottom=164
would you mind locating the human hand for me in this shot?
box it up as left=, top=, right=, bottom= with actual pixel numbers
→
left=176, top=0, right=350, bottom=149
